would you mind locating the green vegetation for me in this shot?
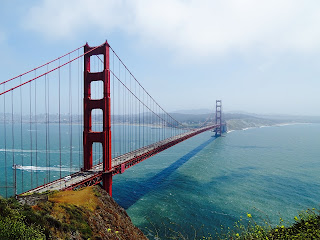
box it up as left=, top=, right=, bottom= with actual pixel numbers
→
left=217, top=209, right=320, bottom=240
left=0, top=193, right=92, bottom=239
left=146, top=209, right=320, bottom=239
left=1, top=191, right=319, bottom=239
left=0, top=197, right=45, bottom=240
left=0, top=187, right=148, bottom=240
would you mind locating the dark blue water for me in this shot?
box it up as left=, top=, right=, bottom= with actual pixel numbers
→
left=112, top=123, right=320, bottom=238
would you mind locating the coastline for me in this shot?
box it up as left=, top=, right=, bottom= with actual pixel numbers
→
left=226, top=120, right=312, bottom=133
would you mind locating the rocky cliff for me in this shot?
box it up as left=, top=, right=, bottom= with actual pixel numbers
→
left=16, top=186, right=147, bottom=240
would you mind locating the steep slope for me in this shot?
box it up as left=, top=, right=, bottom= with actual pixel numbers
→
left=16, top=186, right=147, bottom=240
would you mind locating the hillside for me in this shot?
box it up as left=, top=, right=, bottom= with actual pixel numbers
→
left=225, top=117, right=281, bottom=131
left=0, top=186, right=147, bottom=240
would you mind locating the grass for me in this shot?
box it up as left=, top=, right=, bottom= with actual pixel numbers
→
left=49, top=186, right=98, bottom=211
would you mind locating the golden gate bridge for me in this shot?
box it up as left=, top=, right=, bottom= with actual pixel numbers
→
left=0, top=41, right=226, bottom=198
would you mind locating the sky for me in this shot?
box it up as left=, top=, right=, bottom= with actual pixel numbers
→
left=1, top=0, right=320, bottom=116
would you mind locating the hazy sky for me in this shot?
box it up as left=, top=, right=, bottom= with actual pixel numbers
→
left=1, top=0, right=320, bottom=115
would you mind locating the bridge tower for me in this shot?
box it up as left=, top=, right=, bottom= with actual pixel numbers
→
left=215, top=100, right=222, bottom=137
left=83, top=41, right=112, bottom=196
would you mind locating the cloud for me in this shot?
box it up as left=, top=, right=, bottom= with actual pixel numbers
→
left=23, top=0, right=130, bottom=40
left=23, top=0, right=320, bottom=57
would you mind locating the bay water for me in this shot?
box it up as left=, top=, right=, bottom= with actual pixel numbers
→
left=112, top=123, right=320, bottom=238
left=1, top=122, right=320, bottom=238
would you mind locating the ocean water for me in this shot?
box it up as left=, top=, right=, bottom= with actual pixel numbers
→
left=112, top=123, right=320, bottom=238
left=1, top=122, right=319, bottom=238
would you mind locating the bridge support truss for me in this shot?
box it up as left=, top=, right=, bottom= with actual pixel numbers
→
left=83, top=41, right=112, bottom=196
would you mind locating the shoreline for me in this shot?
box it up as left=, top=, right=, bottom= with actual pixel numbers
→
left=226, top=121, right=312, bottom=133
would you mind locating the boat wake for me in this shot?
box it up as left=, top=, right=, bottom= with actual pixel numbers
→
left=12, top=164, right=79, bottom=172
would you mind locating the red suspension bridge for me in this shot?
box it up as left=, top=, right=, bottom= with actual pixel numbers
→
left=0, top=41, right=226, bottom=198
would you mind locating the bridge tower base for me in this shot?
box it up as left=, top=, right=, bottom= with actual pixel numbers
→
left=83, top=41, right=112, bottom=196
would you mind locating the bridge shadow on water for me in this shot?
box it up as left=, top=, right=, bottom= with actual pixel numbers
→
left=115, top=135, right=217, bottom=209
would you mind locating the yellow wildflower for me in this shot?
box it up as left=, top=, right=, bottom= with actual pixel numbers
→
left=247, top=213, right=252, bottom=218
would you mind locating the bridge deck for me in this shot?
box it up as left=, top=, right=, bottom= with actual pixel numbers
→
left=24, top=124, right=218, bottom=195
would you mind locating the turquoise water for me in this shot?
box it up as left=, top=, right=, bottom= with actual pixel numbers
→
left=112, top=124, right=320, bottom=238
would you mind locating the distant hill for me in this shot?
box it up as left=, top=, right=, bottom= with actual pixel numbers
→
left=172, top=109, right=212, bottom=115
left=1, top=110, right=319, bottom=129
left=170, top=111, right=320, bottom=131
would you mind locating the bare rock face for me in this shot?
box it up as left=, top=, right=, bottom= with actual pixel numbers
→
left=87, top=186, right=148, bottom=240
left=17, top=194, right=48, bottom=206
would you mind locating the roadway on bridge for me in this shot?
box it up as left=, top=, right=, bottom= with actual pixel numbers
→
left=24, top=125, right=218, bottom=195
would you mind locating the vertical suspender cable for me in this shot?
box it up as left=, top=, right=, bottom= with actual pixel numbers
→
left=126, top=69, right=128, bottom=153
left=3, top=84, right=7, bottom=197
left=124, top=69, right=126, bottom=154
left=35, top=70, right=38, bottom=187
left=45, top=71, right=48, bottom=187
left=29, top=79, right=33, bottom=189
left=48, top=66, right=51, bottom=184
left=11, top=90, right=16, bottom=196
left=142, top=92, right=145, bottom=146
left=69, top=53, right=73, bottom=174
left=138, top=81, right=140, bottom=148
left=112, top=60, right=115, bottom=159
left=59, top=59, right=62, bottom=188
left=118, top=70, right=121, bottom=156
left=20, top=76, right=24, bottom=193
left=127, top=71, right=129, bottom=152
left=125, top=67, right=127, bottom=152
left=134, top=75, right=136, bottom=149
left=131, top=74, right=133, bottom=151
left=121, top=61, right=124, bottom=155
left=80, top=54, right=83, bottom=168
left=78, top=49, right=81, bottom=169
